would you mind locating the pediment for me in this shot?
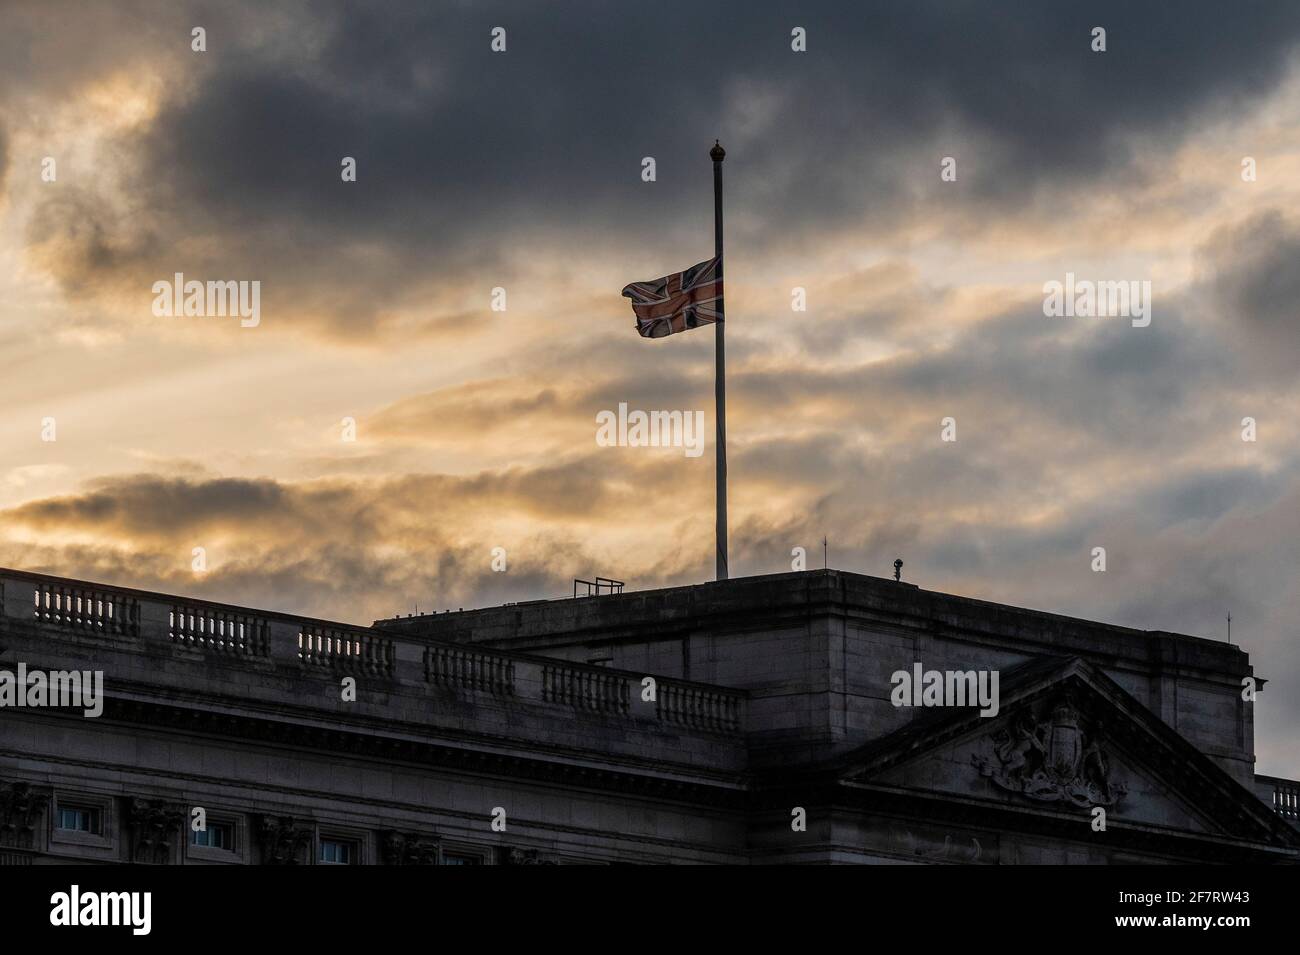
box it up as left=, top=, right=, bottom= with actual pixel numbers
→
left=835, top=656, right=1297, bottom=847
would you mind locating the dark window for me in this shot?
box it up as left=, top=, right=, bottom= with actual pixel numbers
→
left=57, top=806, right=99, bottom=833
left=442, top=852, right=483, bottom=865
left=320, top=839, right=354, bottom=864
left=191, top=822, right=234, bottom=850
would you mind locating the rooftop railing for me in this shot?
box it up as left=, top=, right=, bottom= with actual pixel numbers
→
left=657, top=681, right=742, bottom=733
left=299, top=623, right=394, bottom=677
left=171, top=603, right=268, bottom=658
left=425, top=645, right=515, bottom=696
left=0, top=568, right=745, bottom=736
left=31, top=580, right=138, bottom=637
left=1258, top=774, right=1300, bottom=823
left=541, top=662, right=629, bottom=714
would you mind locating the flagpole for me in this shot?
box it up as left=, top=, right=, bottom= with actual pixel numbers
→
left=711, top=140, right=728, bottom=581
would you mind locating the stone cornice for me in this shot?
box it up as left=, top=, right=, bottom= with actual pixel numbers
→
left=30, top=694, right=752, bottom=809
left=380, top=570, right=1252, bottom=683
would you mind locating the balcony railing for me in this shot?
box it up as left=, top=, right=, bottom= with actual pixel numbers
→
left=0, top=568, right=747, bottom=736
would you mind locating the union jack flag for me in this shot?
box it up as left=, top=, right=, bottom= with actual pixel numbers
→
left=621, top=256, right=723, bottom=339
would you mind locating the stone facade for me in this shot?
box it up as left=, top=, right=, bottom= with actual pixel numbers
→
left=0, top=567, right=1295, bottom=864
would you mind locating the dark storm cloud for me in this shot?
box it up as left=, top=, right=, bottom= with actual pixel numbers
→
left=21, top=0, right=1300, bottom=333
left=7, top=475, right=321, bottom=541
left=142, top=0, right=1300, bottom=235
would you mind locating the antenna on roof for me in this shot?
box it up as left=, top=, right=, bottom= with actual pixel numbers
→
left=822, top=535, right=828, bottom=570
left=1227, top=611, right=1232, bottom=645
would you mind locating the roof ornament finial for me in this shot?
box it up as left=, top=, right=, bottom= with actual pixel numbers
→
left=893, top=558, right=904, bottom=582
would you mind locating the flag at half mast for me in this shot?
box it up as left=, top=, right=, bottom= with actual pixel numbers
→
left=621, top=256, right=723, bottom=338
left=618, top=140, right=729, bottom=582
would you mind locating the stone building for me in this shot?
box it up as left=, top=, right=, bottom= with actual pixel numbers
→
left=0, top=566, right=1296, bottom=864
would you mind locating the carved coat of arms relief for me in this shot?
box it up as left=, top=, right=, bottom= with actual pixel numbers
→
left=972, top=695, right=1127, bottom=808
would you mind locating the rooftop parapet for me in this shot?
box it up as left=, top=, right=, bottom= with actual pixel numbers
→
left=0, top=568, right=746, bottom=741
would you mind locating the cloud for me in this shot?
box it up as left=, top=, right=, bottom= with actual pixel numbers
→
left=0, top=121, right=9, bottom=197
left=12, top=1, right=1300, bottom=340
left=1201, top=209, right=1300, bottom=377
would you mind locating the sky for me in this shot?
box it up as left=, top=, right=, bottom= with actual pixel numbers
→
left=2, top=1, right=1300, bottom=772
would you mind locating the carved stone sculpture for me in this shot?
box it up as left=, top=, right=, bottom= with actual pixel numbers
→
left=500, top=846, right=556, bottom=865
left=0, top=782, right=46, bottom=849
left=126, top=797, right=185, bottom=864
left=973, top=695, right=1127, bottom=808
left=380, top=829, right=439, bottom=865
left=256, top=815, right=312, bottom=865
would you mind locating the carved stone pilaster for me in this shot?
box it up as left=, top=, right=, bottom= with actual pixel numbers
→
left=125, top=797, right=185, bottom=864
left=380, top=830, right=440, bottom=865
left=256, top=815, right=312, bottom=865
left=0, top=782, right=48, bottom=849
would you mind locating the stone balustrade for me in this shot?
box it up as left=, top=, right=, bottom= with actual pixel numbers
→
left=29, top=578, right=139, bottom=637
left=299, top=623, right=394, bottom=677
left=657, top=681, right=742, bottom=733
left=0, top=568, right=746, bottom=736
left=425, top=645, right=515, bottom=695
left=171, top=603, right=269, bottom=657
left=541, top=662, right=629, bottom=714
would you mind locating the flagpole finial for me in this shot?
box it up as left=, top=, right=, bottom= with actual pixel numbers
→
left=710, top=140, right=726, bottom=162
